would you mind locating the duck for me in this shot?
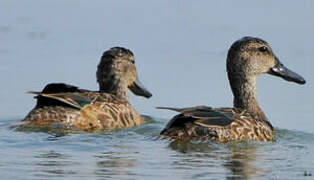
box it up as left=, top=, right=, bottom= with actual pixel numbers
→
left=158, top=37, right=306, bottom=142
left=23, top=47, right=152, bottom=130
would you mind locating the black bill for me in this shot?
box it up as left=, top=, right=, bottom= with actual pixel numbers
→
left=129, top=77, right=152, bottom=98
left=268, top=57, right=306, bottom=85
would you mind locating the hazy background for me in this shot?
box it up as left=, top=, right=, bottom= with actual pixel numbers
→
left=0, top=0, right=313, bottom=132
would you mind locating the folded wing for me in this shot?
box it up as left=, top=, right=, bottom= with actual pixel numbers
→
left=28, top=83, right=94, bottom=109
left=158, top=106, right=234, bottom=139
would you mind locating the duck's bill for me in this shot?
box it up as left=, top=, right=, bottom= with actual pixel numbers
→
left=268, top=58, right=306, bottom=85
left=129, top=77, right=152, bottom=98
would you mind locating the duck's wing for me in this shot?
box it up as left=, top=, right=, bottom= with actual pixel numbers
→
left=27, top=83, right=88, bottom=94
left=28, top=83, right=95, bottom=109
left=157, top=106, right=234, bottom=138
left=32, top=92, right=94, bottom=109
left=157, top=106, right=234, bottom=126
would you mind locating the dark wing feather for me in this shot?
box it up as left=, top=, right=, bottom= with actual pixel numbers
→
left=158, top=106, right=234, bottom=138
left=38, top=92, right=92, bottom=109
left=157, top=105, right=213, bottom=115
left=28, top=83, right=93, bottom=109
left=158, top=106, right=234, bottom=127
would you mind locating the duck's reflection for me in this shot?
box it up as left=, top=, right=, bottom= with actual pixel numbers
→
left=94, top=151, right=137, bottom=177
left=34, top=151, right=78, bottom=177
left=34, top=149, right=137, bottom=178
left=168, top=140, right=268, bottom=180
left=223, top=143, right=259, bottom=180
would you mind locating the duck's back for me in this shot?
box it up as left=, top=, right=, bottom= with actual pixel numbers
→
left=23, top=83, right=144, bottom=130
left=159, top=106, right=274, bottom=142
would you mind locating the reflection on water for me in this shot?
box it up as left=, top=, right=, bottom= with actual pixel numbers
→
left=34, top=151, right=78, bottom=178
left=95, top=151, right=137, bottom=178
left=168, top=140, right=263, bottom=180
left=1, top=117, right=314, bottom=179
left=224, top=143, right=259, bottom=180
left=32, top=148, right=140, bottom=179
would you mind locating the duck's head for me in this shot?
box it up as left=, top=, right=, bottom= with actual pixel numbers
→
left=97, top=47, right=152, bottom=98
left=227, top=36, right=306, bottom=85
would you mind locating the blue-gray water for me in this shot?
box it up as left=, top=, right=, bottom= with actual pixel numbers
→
left=1, top=1, right=313, bottom=179
left=2, top=118, right=314, bottom=180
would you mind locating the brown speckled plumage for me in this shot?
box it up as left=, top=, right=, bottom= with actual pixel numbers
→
left=159, top=37, right=306, bottom=142
left=23, top=47, right=152, bottom=130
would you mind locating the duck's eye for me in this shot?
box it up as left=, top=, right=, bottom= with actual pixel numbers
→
left=258, top=46, right=268, bottom=52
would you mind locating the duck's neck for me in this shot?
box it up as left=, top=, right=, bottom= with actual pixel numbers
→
left=229, top=74, right=268, bottom=122
left=98, top=78, right=128, bottom=99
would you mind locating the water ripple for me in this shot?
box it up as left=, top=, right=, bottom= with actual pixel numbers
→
left=0, top=117, right=313, bottom=179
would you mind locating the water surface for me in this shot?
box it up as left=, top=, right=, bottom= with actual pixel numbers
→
left=1, top=117, right=314, bottom=180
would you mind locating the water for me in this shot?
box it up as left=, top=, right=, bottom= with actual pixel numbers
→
left=1, top=118, right=314, bottom=180
left=1, top=0, right=314, bottom=179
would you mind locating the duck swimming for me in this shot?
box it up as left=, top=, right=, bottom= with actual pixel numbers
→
left=159, top=37, right=305, bottom=142
left=23, top=47, right=152, bottom=130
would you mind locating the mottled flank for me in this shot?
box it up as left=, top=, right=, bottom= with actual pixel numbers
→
left=159, top=37, right=305, bottom=142
left=23, top=47, right=152, bottom=130
left=159, top=106, right=274, bottom=142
